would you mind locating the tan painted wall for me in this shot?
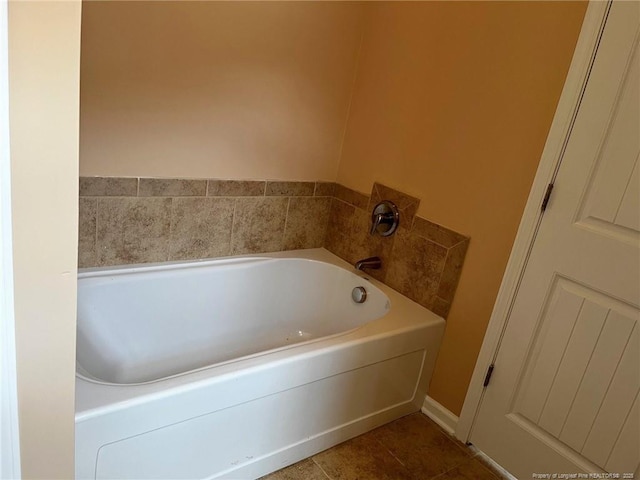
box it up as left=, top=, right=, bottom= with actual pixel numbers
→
left=79, top=0, right=587, bottom=416
left=79, top=1, right=364, bottom=180
left=337, top=1, right=587, bottom=415
left=8, top=0, right=81, bottom=477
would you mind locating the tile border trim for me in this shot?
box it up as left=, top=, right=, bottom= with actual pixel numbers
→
left=79, top=177, right=337, bottom=198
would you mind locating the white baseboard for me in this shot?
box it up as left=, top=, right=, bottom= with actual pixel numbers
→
left=421, top=395, right=459, bottom=435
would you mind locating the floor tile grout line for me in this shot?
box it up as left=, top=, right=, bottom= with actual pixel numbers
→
left=310, top=457, right=333, bottom=480
left=371, top=434, right=408, bottom=468
left=428, top=469, right=453, bottom=480
left=428, top=460, right=470, bottom=480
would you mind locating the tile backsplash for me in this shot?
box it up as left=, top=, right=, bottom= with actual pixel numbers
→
left=324, top=182, right=469, bottom=318
left=78, top=177, right=468, bottom=318
left=79, top=178, right=333, bottom=268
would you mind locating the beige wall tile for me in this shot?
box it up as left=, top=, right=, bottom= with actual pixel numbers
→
left=385, top=228, right=447, bottom=308
left=333, top=183, right=369, bottom=209
left=314, top=181, right=335, bottom=197
left=324, top=231, right=351, bottom=263
left=79, top=176, right=137, bottom=196
left=138, top=178, right=206, bottom=196
left=413, top=216, right=468, bottom=248
left=438, top=239, right=470, bottom=302
left=283, top=197, right=331, bottom=250
left=208, top=180, right=266, bottom=197
left=265, top=181, right=315, bottom=196
left=231, top=197, right=288, bottom=254
left=371, top=182, right=420, bottom=210
left=169, top=198, right=234, bottom=260
left=97, top=197, right=171, bottom=265
left=369, top=182, right=420, bottom=224
left=327, top=198, right=356, bottom=233
left=324, top=198, right=356, bottom=261
left=432, top=296, right=452, bottom=319
left=78, top=198, right=97, bottom=268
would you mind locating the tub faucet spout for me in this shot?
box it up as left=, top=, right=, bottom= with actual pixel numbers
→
left=355, top=256, right=382, bottom=271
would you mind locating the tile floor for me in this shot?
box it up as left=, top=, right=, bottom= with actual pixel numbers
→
left=261, top=413, right=503, bottom=480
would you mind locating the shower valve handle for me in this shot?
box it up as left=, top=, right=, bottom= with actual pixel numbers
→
left=370, top=212, right=386, bottom=235
left=369, top=201, right=400, bottom=237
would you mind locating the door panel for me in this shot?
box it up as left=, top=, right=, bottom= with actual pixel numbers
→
left=559, top=311, right=636, bottom=452
left=516, top=278, right=592, bottom=425
left=605, top=394, right=639, bottom=474
left=580, top=325, right=639, bottom=468
left=578, top=41, right=639, bottom=232
left=470, top=2, right=640, bottom=477
left=616, top=158, right=639, bottom=230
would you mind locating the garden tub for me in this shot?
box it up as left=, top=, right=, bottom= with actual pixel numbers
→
left=75, top=248, right=445, bottom=479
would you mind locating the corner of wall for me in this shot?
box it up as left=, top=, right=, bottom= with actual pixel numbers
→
left=9, top=1, right=82, bottom=477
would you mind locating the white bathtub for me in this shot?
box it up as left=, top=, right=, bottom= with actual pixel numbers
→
left=75, top=248, right=445, bottom=479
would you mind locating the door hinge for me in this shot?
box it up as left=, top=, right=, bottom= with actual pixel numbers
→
left=541, top=183, right=554, bottom=212
left=483, top=364, right=495, bottom=388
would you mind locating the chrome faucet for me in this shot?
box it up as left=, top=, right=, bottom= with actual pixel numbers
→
left=355, top=256, right=382, bottom=271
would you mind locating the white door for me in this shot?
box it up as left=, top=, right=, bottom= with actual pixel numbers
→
left=470, top=1, right=640, bottom=478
